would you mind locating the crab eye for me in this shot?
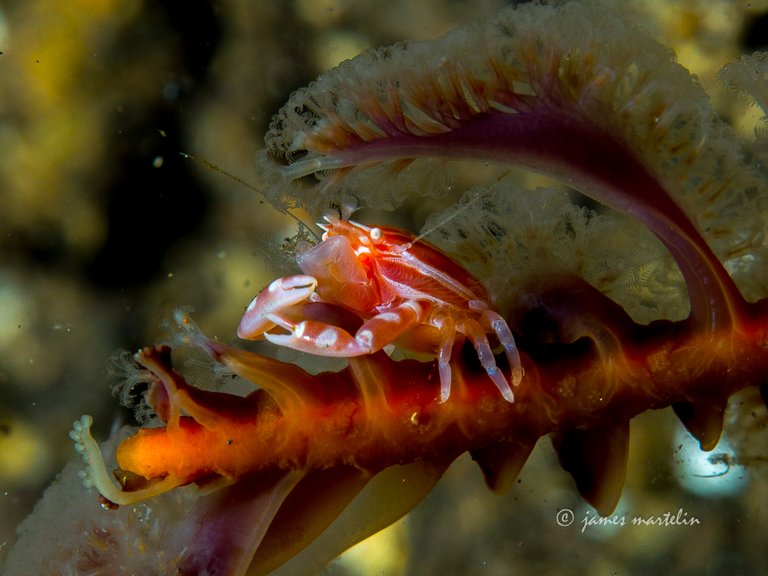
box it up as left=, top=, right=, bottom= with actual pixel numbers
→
left=370, top=227, right=382, bottom=242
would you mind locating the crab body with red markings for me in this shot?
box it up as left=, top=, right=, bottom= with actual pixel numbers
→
left=238, top=217, right=523, bottom=402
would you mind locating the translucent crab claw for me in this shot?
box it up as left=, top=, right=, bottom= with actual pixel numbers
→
left=263, top=316, right=374, bottom=357
left=238, top=275, right=318, bottom=339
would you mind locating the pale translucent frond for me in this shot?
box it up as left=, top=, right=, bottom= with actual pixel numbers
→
left=422, top=183, right=688, bottom=323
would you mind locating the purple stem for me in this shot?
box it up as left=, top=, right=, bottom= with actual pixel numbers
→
left=176, top=471, right=301, bottom=576
left=325, top=108, right=747, bottom=331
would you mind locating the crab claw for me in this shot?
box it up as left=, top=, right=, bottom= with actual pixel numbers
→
left=238, top=275, right=318, bottom=339
left=263, top=316, right=373, bottom=357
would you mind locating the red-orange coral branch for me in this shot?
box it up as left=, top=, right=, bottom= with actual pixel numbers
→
left=112, top=285, right=767, bottom=512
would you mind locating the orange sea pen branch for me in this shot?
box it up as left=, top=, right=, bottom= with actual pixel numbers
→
left=76, top=278, right=767, bottom=529
left=65, top=277, right=768, bottom=574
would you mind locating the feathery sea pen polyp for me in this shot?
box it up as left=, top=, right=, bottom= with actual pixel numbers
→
left=257, top=1, right=767, bottom=334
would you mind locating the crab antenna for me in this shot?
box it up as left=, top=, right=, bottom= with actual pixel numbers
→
left=180, top=152, right=321, bottom=241
left=405, top=191, right=485, bottom=250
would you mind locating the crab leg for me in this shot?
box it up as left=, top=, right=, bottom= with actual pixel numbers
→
left=460, top=318, right=516, bottom=403
left=480, top=309, right=524, bottom=388
left=432, top=311, right=457, bottom=403
left=265, top=300, right=430, bottom=357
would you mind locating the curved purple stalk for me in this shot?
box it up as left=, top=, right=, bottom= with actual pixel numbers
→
left=288, top=106, right=747, bottom=332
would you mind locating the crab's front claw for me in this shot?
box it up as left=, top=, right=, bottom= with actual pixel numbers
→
left=238, top=275, right=318, bottom=339
left=264, top=316, right=373, bottom=357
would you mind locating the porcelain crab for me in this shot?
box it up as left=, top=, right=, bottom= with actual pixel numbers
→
left=238, top=216, right=523, bottom=402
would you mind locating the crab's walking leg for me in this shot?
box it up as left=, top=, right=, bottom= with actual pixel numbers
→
left=481, top=309, right=524, bottom=387
left=461, top=319, right=515, bottom=403
left=432, top=311, right=457, bottom=403
left=265, top=300, right=430, bottom=357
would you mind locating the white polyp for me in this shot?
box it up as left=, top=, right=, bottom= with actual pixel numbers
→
left=69, top=415, right=183, bottom=506
left=69, top=415, right=130, bottom=504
